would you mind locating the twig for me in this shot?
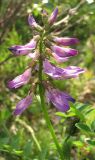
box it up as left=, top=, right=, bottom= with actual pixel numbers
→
left=54, top=0, right=86, bottom=27
left=52, top=0, right=86, bottom=36
left=58, top=17, right=84, bottom=36
left=0, top=0, right=32, bottom=44
left=16, top=118, right=41, bottom=152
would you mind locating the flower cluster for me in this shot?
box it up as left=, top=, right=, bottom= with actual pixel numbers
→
left=8, top=8, right=84, bottom=115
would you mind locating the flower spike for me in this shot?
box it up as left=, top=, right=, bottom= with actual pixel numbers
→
left=8, top=8, right=85, bottom=117
left=7, top=8, right=85, bottom=158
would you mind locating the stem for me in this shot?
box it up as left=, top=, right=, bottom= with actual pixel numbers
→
left=38, top=35, right=63, bottom=159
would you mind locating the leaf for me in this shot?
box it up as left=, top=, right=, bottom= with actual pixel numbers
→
left=55, top=111, right=75, bottom=118
left=73, top=141, right=84, bottom=148
left=62, top=138, right=72, bottom=160
left=87, top=140, right=95, bottom=146
left=75, top=123, right=92, bottom=134
left=76, top=103, right=91, bottom=114
left=13, top=149, right=23, bottom=155
left=91, top=120, right=95, bottom=132
left=70, top=103, right=85, bottom=121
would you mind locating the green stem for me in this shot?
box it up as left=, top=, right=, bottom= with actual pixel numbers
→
left=38, top=35, right=63, bottom=159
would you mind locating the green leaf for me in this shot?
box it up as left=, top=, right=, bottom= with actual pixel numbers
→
left=70, top=103, right=85, bottom=121
left=13, top=149, right=23, bottom=155
left=62, top=138, right=72, bottom=160
left=55, top=111, right=75, bottom=118
left=75, top=123, right=92, bottom=134
left=87, top=140, right=95, bottom=146
left=91, top=120, right=95, bottom=132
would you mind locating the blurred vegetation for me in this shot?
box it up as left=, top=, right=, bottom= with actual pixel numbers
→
left=0, top=0, right=95, bottom=159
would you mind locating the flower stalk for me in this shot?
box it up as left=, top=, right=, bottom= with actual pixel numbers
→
left=38, top=34, right=63, bottom=159
left=7, top=7, right=85, bottom=159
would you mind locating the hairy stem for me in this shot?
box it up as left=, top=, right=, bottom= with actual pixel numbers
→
left=38, top=34, right=63, bottom=159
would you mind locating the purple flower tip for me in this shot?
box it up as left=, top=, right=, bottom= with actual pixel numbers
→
left=48, top=7, right=58, bottom=25
left=8, top=47, right=14, bottom=51
left=28, top=15, right=37, bottom=28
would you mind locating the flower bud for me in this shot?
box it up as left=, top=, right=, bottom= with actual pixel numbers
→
left=51, top=45, right=78, bottom=57
left=9, top=39, right=36, bottom=56
left=14, top=95, right=32, bottom=115
left=28, top=14, right=42, bottom=31
left=48, top=8, right=58, bottom=25
left=8, top=68, right=31, bottom=89
left=53, top=37, right=79, bottom=46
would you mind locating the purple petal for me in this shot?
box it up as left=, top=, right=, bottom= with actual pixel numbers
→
left=25, top=39, right=36, bottom=48
left=9, top=39, right=36, bottom=56
left=53, top=37, right=79, bottom=46
left=43, top=59, right=85, bottom=79
left=60, top=92, right=75, bottom=103
left=51, top=45, right=78, bottom=58
left=43, top=59, right=63, bottom=79
left=28, top=15, right=38, bottom=28
left=14, top=95, right=32, bottom=115
left=48, top=8, right=58, bottom=25
left=63, top=66, right=85, bottom=78
left=51, top=52, right=69, bottom=63
left=28, top=15, right=42, bottom=31
left=8, top=68, right=31, bottom=89
left=27, top=51, right=39, bottom=60
left=46, top=89, right=75, bottom=112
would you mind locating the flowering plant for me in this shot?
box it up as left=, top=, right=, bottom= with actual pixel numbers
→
left=8, top=8, right=84, bottom=159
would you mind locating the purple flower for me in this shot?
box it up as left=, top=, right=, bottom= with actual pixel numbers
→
left=48, top=8, right=58, bottom=25
left=9, top=39, right=36, bottom=56
left=53, top=37, right=79, bottom=46
left=7, top=8, right=85, bottom=116
left=8, top=68, right=31, bottom=89
left=51, top=52, right=71, bottom=63
left=51, top=45, right=78, bottom=58
left=62, top=66, right=85, bottom=78
left=14, top=95, right=32, bottom=115
left=28, top=15, right=38, bottom=28
left=43, top=59, right=84, bottom=79
left=28, top=15, right=42, bottom=31
left=46, top=88, right=75, bottom=112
